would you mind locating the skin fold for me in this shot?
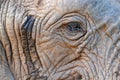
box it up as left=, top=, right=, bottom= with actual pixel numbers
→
left=0, top=0, right=120, bottom=80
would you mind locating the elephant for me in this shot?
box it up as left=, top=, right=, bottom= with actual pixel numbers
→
left=0, top=0, right=120, bottom=80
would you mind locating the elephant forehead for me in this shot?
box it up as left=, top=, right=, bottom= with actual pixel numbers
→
left=55, top=0, right=88, bottom=12
left=32, top=0, right=120, bottom=23
left=33, top=0, right=88, bottom=16
left=54, top=0, right=120, bottom=23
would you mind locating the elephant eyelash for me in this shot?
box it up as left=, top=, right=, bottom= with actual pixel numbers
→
left=60, top=21, right=86, bottom=35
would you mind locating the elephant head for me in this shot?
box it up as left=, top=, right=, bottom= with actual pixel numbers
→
left=0, top=0, right=120, bottom=80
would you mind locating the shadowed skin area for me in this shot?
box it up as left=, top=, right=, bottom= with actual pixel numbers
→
left=0, top=0, right=120, bottom=80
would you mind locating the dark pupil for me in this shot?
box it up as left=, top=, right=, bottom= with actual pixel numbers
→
left=67, top=22, right=83, bottom=33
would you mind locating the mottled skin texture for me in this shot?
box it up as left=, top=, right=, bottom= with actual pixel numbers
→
left=0, top=0, right=120, bottom=80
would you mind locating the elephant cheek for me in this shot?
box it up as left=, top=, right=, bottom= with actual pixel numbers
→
left=38, top=45, right=71, bottom=69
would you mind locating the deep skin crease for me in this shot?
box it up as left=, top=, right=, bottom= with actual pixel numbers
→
left=0, top=0, right=120, bottom=80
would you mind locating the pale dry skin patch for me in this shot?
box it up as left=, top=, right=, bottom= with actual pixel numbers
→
left=0, top=0, right=120, bottom=80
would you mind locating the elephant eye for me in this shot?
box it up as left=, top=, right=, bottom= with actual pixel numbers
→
left=57, top=21, right=87, bottom=39
left=66, top=22, right=84, bottom=33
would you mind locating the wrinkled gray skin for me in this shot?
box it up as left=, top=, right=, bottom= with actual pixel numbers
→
left=0, top=0, right=120, bottom=80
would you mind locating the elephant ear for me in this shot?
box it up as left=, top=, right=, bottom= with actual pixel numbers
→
left=20, top=15, right=37, bottom=74
left=20, top=15, right=35, bottom=59
left=0, top=0, right=4, bottom=8
left=0, top=42, right=14, bottom=80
